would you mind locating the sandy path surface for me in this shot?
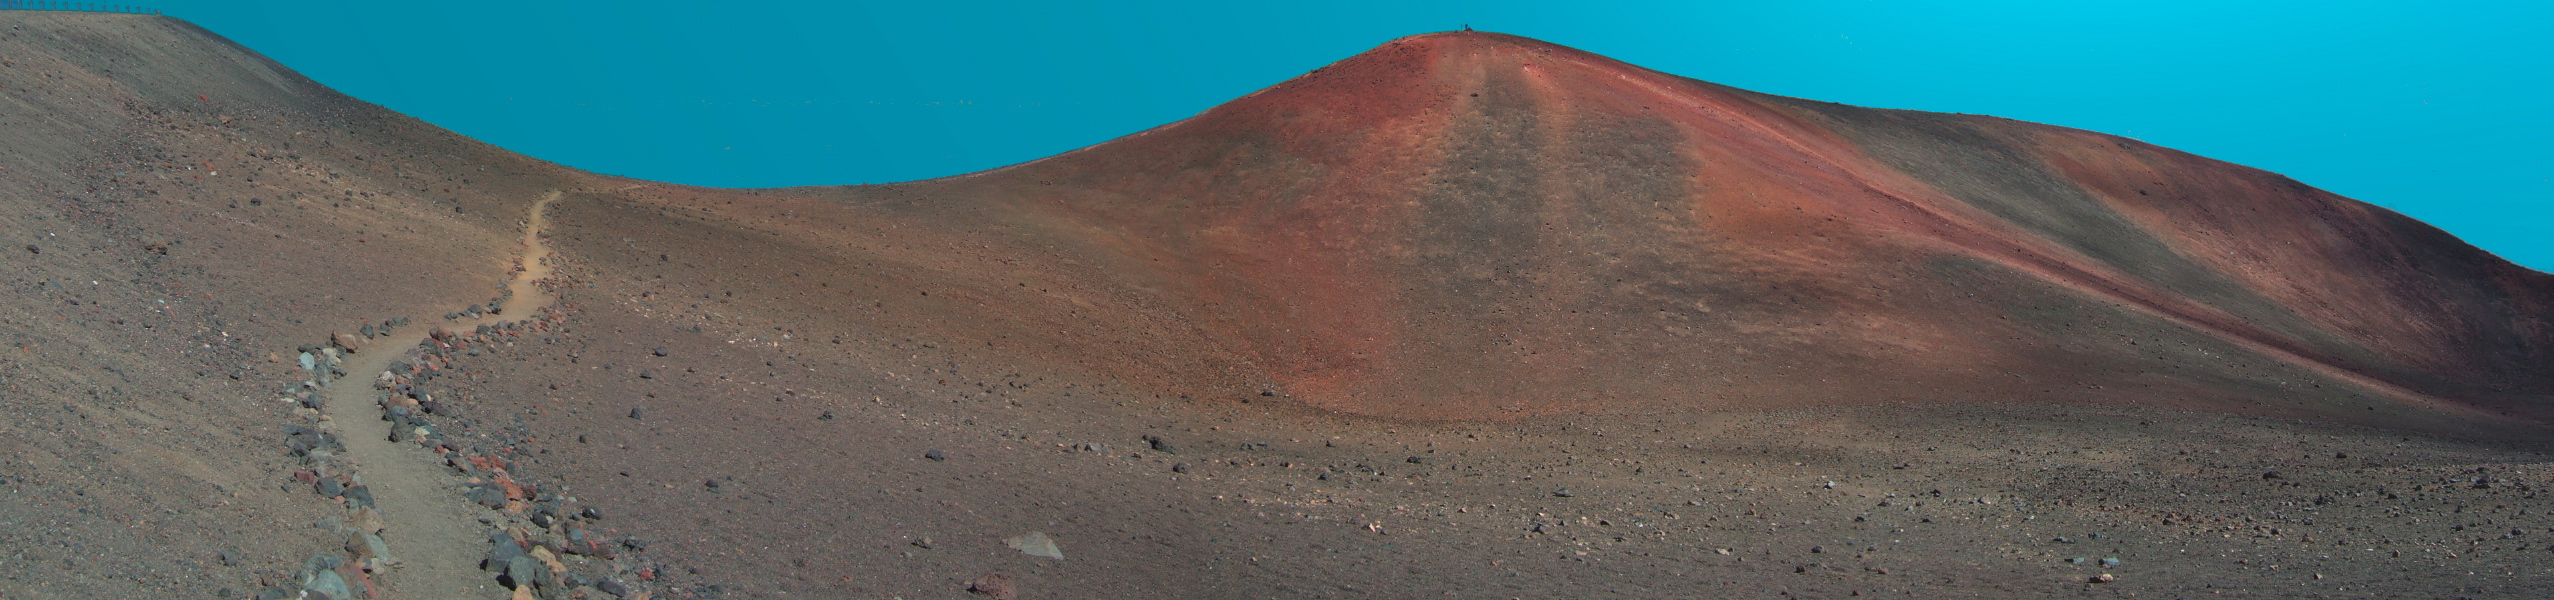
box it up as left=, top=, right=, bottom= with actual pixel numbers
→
left=323, top=191, right=560, bottom=599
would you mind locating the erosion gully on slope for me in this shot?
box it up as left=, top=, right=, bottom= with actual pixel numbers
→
left=318, top=191, right=559, bottom=599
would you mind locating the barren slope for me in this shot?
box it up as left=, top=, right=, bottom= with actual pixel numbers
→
left=7, top=15, right=2554, bottom=600
left=0, top=12, right=588, bottom=598
left=707, top=32, right=2550, bottom=426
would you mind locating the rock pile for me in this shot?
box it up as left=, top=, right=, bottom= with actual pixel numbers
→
left=375, top=303, right=667, bottom=599
left=247, top=339, right=391, bottom=600
left=247, top=298, right=663, bottom=600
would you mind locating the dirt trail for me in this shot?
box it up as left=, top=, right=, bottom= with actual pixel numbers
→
left=322, top=191, right=560, bottom=599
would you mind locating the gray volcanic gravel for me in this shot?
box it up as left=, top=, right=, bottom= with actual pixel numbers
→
left=390, top=241, right=2554, bottom=598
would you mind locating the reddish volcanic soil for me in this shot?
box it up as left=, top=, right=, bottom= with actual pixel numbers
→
left=5, top=14, right=2553, bottom=600
left=713, top=31, right=2550, bottom=426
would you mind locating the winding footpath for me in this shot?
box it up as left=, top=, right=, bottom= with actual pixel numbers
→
left=323, top=191, right=560, bottom=599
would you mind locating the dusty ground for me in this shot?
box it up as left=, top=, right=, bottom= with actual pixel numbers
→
left=3, top=12, right=2551, bottom=600
left=394, top=210, right=2554, bottom=598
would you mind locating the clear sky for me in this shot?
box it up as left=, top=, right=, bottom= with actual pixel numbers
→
left=138, top=0, right=2550, bottom=271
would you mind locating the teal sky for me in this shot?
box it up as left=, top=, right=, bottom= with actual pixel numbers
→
left=139, top=0, right=2551, bottom=271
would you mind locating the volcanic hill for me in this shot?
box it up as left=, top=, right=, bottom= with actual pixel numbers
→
left=6, top=12, right=2554, bottom=599
left=732, top=31, right=2554, bottom=425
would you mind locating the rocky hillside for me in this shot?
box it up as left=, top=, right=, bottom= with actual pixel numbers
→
left=0, top=12, right=586, bottom=598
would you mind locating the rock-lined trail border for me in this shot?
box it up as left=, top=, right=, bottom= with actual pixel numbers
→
left=323, top=191, right=561, bottom=599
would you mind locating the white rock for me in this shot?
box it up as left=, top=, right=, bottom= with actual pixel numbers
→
left=1006, top=532, right=1064, bottom=560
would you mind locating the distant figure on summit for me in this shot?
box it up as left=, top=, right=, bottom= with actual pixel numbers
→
left=1463, top=24, right=1473, bottom=31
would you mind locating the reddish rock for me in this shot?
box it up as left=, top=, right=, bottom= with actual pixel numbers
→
left=967, top=573, right=1017, bottom=600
